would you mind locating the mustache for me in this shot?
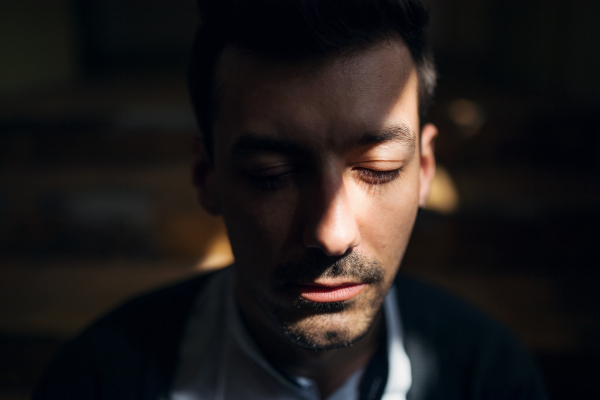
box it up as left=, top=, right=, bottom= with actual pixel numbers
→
left=271, top=249, right=385, bottom=288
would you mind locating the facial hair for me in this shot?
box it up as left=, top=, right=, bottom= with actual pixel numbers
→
left=255, top=249, right=387, bottom=350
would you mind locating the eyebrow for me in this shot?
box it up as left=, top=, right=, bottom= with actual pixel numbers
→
left=230, top=134, right=307, bottom=159
left=229, top=123, right=416, bottom=158
left=356, top=124, right=416, bottom=151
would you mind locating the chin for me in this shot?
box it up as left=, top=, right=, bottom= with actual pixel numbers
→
left=249, top=248, right=390, bottom=349
left=270, top=293, right=385, bottom=350
left=279, top=311, right=375, bottom=351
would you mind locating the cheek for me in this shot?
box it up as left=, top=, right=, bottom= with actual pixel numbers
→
left=216, top=175, right=300, bottom=265
left=356, top=172, right=420, bottom=266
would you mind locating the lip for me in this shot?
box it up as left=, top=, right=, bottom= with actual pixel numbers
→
left=294, top=282, right=367, bottom=303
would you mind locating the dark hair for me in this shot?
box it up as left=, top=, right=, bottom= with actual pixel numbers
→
left=189, top=0, right=437, bottom=160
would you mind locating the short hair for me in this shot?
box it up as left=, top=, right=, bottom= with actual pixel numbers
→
left=189, top=0, right=437, bottom=161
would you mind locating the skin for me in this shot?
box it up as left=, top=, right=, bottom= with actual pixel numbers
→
left=194, top=37, right=437, bottom=397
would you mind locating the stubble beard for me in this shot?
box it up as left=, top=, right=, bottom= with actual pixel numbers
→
left=254, top=249, right=388, bottom=351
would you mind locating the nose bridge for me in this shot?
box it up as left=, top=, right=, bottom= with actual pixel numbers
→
left=303, top=172, right=361, bottom=255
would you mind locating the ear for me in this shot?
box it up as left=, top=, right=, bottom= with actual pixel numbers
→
left=418, top=123, right=438, bottom=207
left=192, top=137, right=220, bottom=215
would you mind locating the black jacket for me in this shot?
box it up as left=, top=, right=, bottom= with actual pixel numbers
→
left=34, top=270, right=547, bottom=400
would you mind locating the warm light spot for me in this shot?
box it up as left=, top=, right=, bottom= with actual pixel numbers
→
left=424, top=165, right=460, bottom=214
left=448, top=99, right=486, bottom=137
left=196, top=233, right=234, bottom=271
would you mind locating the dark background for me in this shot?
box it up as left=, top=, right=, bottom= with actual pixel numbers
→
left=1, top=1, right=598, bottom=399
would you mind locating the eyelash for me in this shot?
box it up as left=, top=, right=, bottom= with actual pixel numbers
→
left=246, top=172, right=294, bottom=191
left=246, top=168, right=402, bottom=192
left=355, top=168, right=401, bottom=186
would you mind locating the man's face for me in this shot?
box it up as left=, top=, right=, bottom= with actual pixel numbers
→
left=198, top=38, right=436, bottom=349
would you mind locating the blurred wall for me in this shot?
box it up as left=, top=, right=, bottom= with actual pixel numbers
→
left=428, top=0, right=600, bottom=106
left=0, top=0, right=77, bottom=93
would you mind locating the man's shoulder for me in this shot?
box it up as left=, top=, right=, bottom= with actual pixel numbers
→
left=74, top=269, right=218, bottom=352
left=33, top=269, right=222, bottom=400
left=395, top=273, right=510, bottom=339
left=394, top=273, right=547, bottom=400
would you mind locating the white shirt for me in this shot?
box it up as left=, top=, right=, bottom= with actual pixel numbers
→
left=171, top=267, right=411, bottom=400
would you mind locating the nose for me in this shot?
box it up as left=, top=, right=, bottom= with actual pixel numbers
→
left=303, top=177, right=361, bottom=256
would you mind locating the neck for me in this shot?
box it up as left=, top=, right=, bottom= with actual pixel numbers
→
left=237, top=291, right=385, bottom=398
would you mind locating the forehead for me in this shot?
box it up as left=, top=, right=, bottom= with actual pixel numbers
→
left=212, top=38, right=419, bottom=153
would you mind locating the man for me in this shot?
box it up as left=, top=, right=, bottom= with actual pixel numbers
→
left=35, top=1, right=547, bottom=399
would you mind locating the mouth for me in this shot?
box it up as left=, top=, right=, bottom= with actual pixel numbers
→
left=293, top=282, right=368, bottom=303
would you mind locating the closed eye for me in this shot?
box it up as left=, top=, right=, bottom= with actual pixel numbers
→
left=242, top=166, right=401, bottom=191
left=354, top=168, right=401, bottom=185
left=243, top=167, right=296, bottom=191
